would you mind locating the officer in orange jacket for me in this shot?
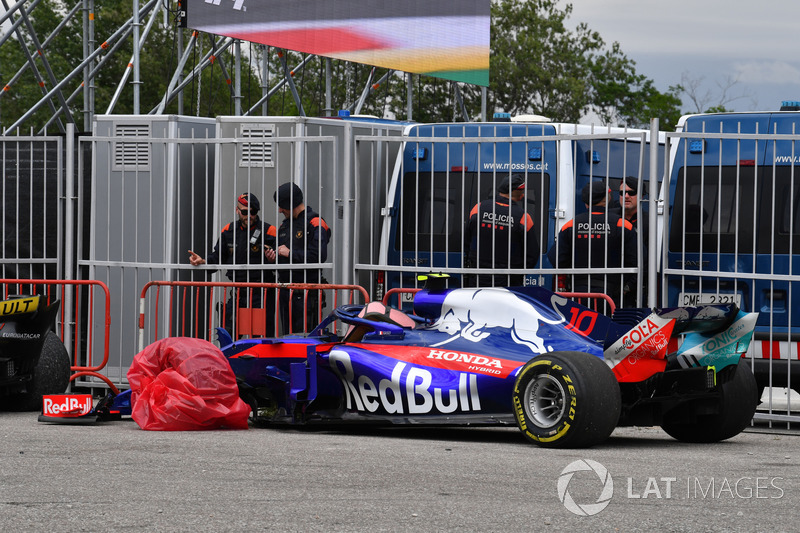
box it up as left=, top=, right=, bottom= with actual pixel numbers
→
left=464, top=173, right=540, bottom=287
left=188, top=192, right=277, bottom=335
left=274, top=183, right=331, bottom=333
left=547, top=181, right=637, bottom=308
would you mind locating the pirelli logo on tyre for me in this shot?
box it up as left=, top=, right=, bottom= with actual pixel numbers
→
left=513, top=359, right=577, bottom=444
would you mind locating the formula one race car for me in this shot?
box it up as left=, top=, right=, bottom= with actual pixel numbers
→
left=220, top=278, right=760, bottom=448
left=0, top=295, right=71, bottom=410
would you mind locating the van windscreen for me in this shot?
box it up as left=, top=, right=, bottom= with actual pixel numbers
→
left=396, top=171, right=549, bottom=254
left=764, top=166, right=800, bottom=254
left=669, top=166, right=757, bottom=254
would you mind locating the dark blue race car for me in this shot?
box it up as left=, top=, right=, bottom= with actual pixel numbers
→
left=220, top=278, right=760, bottom=448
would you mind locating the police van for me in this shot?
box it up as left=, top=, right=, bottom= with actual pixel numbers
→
left=664, top=102, right=800, bottom=392
left=375, top=115, right=665, bottom=305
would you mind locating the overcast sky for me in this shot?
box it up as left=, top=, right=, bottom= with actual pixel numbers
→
left=562, top=0, right=800, bottom=115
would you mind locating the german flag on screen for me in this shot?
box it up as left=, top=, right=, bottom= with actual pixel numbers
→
left=186, top=0, right=490, bottom=86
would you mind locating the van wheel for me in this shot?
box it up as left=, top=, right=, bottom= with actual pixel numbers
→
left=512, top=351, right=621, bottom=448
left=8, top=332, right=71, bottom=411
left=661, top=360, right=758, bottom=443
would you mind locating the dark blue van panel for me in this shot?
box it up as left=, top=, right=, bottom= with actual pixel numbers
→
left=667, top=112, right=800, bottom=342
left=383, top=123, right=558, bottom=295
left=380, top=123, right=665, bottom=304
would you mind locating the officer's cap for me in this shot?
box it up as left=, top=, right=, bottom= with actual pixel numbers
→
left=498, top=173, right=526, bottom=194
left=581, top=181, right=609, bottom=206
left=274, top=183, right=303, bottom=210
left=237, top=192, right=260, bottom=212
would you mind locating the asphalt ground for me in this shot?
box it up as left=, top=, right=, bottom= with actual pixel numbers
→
left=1, top=412, right=797, bottom=533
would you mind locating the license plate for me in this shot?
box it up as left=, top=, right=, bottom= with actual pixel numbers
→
left=678, top=292, right=742, bottom=306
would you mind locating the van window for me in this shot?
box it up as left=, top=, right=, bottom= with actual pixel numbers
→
left=670, top=165, right=800, bottom=255
left=669, top=166, right=757, bottom=254
left=397, top=171, right=476, bottom=252
left=770, top=167, right=800, bottom=254
left=395, top=171, right=550, bottom=255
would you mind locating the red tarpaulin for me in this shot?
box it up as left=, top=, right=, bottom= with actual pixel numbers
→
left=127, top=337, right=250, bottom=431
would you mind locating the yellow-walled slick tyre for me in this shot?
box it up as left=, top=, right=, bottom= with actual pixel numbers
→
left=513, top=351, right=621, bottom=448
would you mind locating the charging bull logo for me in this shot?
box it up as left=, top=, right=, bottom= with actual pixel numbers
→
left=428, top=288, right=564, bottom=354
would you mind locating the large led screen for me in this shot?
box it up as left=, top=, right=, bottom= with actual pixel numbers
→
left=187, top=0, right=490, bottom=86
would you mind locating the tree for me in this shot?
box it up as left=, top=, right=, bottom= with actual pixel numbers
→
left=679, top=72, right=755, bottom=114
left=490, top=0, right=592, bottom=121
left=589, top=43, right=683, bottom=129
left=488, top=0, right=682, bottom=126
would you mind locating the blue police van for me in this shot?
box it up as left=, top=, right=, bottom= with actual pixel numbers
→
left=664, top=102, right=800, bottom=392
left=376, top=116, right=664, bottom=305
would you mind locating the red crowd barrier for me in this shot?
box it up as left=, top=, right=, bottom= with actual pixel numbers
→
left=138, top=280, right=371, bottom=350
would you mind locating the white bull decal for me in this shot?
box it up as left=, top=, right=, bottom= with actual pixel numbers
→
left=429, top=288, right=565, bottom=354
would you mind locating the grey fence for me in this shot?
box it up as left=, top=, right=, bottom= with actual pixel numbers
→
left=1, top=116, right=798, bottom=425
left=663, top=126, right=800, bottom=425
left=351, top=123, right=662, bottom=314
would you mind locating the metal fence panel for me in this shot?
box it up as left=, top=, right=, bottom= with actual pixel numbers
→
left=2, top=116, right=799, bottom=424
left=663, top=122, right=800, bottom=422
left=82, top=116, right=217, bottom=387
left=83, top=117, right=345, bottom=388
left=356, top=124, right=662, bottom=313
left=0, top=133, right=63, bottom=281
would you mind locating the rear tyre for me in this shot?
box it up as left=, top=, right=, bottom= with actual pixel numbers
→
left=661, top=360, right=758, bottom=443
left=513, top=351, right=621, bottom=448
left=8, top=332, right=71, bottom=411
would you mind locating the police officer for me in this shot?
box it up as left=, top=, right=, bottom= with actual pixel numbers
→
left=463, top=173, right=540, bottom=287
left=273, top=182, right=331, bottom=333
left=618, top=176, right=649, bottom=306
left=547, top=181, right=637, bottom=309
left=619, top=176, right=649, bottom=241
left=188, top=192, right=277, bottom=335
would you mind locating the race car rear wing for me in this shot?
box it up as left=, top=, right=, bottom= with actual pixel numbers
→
left=602, top=304, right=758, bottom=382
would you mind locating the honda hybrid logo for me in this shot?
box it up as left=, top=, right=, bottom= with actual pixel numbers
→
left=204, top=0, right=246, bottom=11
